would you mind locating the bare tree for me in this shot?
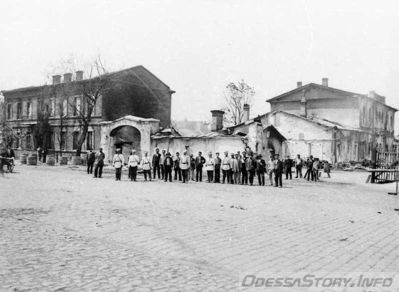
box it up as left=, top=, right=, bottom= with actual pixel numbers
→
left=223, top=80, right=255, bottom=126
left=70, top=57, right=109, bottom=156
left=49, top=56, right=110, bottom=157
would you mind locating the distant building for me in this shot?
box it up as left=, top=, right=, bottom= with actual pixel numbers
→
left=228, top=78, right=397, bottom=162
left=2, top=66, right=174, bottom=161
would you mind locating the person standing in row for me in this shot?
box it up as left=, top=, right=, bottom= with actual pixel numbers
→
left=87, top=150, right=96, bottom=174
left=284, top=155, right=293, bottom=180
left=214, top=152, right=221, bottom=183
left=174, top=152, right=182, bottom=181
left=141, top=151, right=152, bottom=181
left=113, top=148, right=124, bottom=181
left=230, top=153, right=239, bottom=184
left=221, top=151, right=231, bottom=184
left=180, top=151, right=190, bottom=183
left=160, top=149, right=166, bottom=180
left=205, top=152, right=214, bottom=182
left=189, top=154, right=195, bottom=181
left=304, top=156, right=314, bottom=181
left=246, top=154, right=256, bottom=186
left=312, top=158, right=320, bottom=182
left=274, top=154, right=284, bottom=187
left=241, top=152, right=248, bottom=185
left=163, top=152, right=173, bottom=182
left=128, top=150, right=140, bottom=181
left=256, top=155, right=266, bottom=186
left=152, top=148, right=161, bottom=180
left=94, top=148, right=105, bottom=178
left=266, top=154, right=274, bottom=186
left=236, top=153, right=242, bottom=184
left=195, top=151, right=206, bottom=182
left=295, top=154, right=303, bottom=178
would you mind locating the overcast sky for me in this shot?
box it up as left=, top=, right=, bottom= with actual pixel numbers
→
left=1, top=0, right=399, bottom=127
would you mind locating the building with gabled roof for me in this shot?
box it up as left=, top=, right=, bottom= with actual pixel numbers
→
left=1, top=65, right=174, bottom=161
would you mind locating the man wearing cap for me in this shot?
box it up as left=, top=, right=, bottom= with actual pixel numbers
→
left=256, top=154, right=266, bottom=186
left=94, top=148, right=105, bottom=178
left=163, top=152, right=173, bottom=182
left=160, top=149, right=166, bottom=180
left=195, top=151, right=206, bottom=182
left=205, top=152, right=215, bottom=183
left=174, top=152, right=182, bottom=181
left=141, top=151, right=152, bottom=181
left=246, top=153, right=256, bottom=186
left=221, top=151, right=231, bottom=184
left=214, top=152, right=221, bottom=183
left=112, top=148, right=124, bottom=181
left=180, top=150, right=190, bottom=183
left=274, top=154, right=284, bottom=187
left=241, top=151, right=248, bottom=185
left=128, top=149, right=140, bottom=181
left=152, top=147, right=161, bottom=180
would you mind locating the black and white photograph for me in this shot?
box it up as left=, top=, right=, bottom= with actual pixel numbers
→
left=1, top=0, right=399, bottom=291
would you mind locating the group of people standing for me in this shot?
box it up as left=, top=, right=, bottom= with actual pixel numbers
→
left=102, top=146, right=331, bottom=187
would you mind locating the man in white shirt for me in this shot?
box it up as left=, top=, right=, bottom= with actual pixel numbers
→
left=179, top=150, right=190, bottom=183
left=141, top=151, right=152, bottom=181
left=266, top=154, right=275, bottom=186
left=221, top=151, right=231, bottom=184
left=128, top=149, right=140, bottom=181
left=205, top=152, right=215, bottom=183
left=112, top=148, right=124, bottom=181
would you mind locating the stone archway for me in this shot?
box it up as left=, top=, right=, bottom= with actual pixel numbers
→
left=100, top=115, right=160, bottom=163
left=110, top=125, right=141, bottom=158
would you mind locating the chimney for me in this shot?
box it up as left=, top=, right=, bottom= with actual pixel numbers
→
left=368, top=90, right=376, bottom=99
left=210, top=110, right=225, bottom=132
left=297, top=81, right=302, bottom=88
left=52, top=75, right=61, bottom=85
left=63, top=73, right=72, bottom=83
left=322, top=78, right=328, bottom=87
left=243, top=104, right=250, bottom=122
left=75, top=70, right=83, bottom=81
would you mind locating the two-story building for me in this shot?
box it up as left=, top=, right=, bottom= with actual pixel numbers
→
left=1, top=66, right=174, bottom=161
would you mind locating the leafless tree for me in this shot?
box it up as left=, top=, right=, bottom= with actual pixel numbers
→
left=71, top=56, right=109, bottom=156
left=223, top=80, right=255, bottom=126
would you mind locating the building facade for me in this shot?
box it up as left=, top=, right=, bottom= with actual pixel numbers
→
left=1, top=66, right=174, bottom=161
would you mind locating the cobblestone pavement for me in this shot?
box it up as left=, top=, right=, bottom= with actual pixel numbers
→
left=1, top=165, right=399, bottom=291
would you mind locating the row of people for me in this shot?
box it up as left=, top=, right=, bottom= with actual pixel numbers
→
left=88, top=148, right=331, bottom=186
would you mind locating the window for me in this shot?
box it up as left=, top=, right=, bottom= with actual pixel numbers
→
left=7, top=104, right=12, bottom=120
left=62, top=99, right=68, bottom=117
left=72, top=131, right=79, bottom=149
left=60, top=132, right=67, bottom=150
left=73, top=97, right=81, bottom=116
left=87, top=131, right=93, bottom=150
left=50, top=99, right=55, bottom=116
left=26, top=101, right=32, bottom=118
left=16, top=102, right=22, bottom=119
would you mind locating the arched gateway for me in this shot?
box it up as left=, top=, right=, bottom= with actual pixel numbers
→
left=100, top=115, right=160, bottom=163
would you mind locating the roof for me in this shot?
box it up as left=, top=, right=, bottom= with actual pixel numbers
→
left=2, top=65, right=174, bottom=95
left=100, top=115, right=160, bottom=125
left=266, top=83, right=398, bottom=111
left=270, top=110, right=367, bottom=132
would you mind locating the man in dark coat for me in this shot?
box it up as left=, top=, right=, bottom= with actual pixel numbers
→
left=163, top=152, right=173, bottom=182
left=174, top=152, right=182, bottom=181
left=214, top=152, right=221, bottom=183
left=274, top=154, right=284, bottom=187
left=5, top=146, right=15, bottom=171
left=152, top=148, right=161, bottom=179
left=195, top=151, right=206, bottom=182
left=245, top=153, right=256, bottom=186
left=241, top=152, right=248, bottom=185
left=284, top=155, right=294, bottom=180
left=94, top=148, right=105, bottom=178
left=87, top=150, right=96, bottom=174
